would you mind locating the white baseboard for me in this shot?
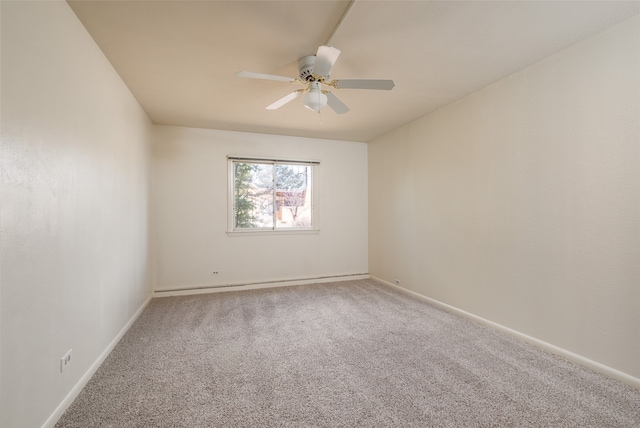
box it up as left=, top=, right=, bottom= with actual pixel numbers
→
left=153, top=273, right=370, bottom=297
left=42, top=295, right=153, bottom=428
left=372, top=276, right=640, bottom=390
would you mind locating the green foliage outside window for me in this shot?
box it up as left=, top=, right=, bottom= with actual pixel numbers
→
left=234, top=163, right=258, bottom=228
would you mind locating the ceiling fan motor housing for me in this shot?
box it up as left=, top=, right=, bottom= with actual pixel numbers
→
left=298, top=55, right=328, bottom=81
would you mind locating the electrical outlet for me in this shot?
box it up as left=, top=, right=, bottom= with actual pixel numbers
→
left=212, top=270, right=219, bottom=276
left=60, top=349, right=72, bottom=373
left=394, top=279, right=401, bottom=285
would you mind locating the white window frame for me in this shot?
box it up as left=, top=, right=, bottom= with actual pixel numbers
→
left=227, top=156, right=319, bottom=235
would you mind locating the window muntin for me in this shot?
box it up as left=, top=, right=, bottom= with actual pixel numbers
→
left=230, top=158, right=316, bottom=232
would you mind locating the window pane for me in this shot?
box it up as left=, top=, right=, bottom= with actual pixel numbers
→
left=231, top=159, right=314, bottom=231
left=275, top=164, right=312, bottom=228
left=234, top=162, right=273, bottom=229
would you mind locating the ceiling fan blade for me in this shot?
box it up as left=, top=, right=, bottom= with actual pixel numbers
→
left=265, top=91, right=301, bottom=110
left=236, top=71, right=295, bottom=83
left=325, top=92, right=349, bottom=115
left=312, top=45, right=341, bottom=78
left=332, top=79, right=395, bottom=90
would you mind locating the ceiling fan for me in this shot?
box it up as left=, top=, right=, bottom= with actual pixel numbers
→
left=236, top=45, right=395, bottom=114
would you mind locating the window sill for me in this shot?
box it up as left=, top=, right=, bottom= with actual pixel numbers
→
left=226, top=229, right=320, bottom=237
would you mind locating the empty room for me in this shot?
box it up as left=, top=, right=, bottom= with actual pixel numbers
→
left=1, top=0, right=639, bottom=426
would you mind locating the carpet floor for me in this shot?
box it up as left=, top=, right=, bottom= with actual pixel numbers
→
left=56, top=279, right=640, bottom=427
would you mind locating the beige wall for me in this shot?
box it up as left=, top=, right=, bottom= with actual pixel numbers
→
left=369, top=15, right=640, bottom=382
left=2, top=1, right=637, bottom=426
left=151, top=126, right=368, bottom=292
left=1, top=2, right=152, bottom=426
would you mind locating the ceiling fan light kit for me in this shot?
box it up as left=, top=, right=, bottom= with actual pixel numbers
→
left=236, top=45, right=395, bottom=115
left=303, top=82, right=328, bottom=112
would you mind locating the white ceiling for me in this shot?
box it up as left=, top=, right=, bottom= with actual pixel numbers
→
left=67, top=1, right=640, bottom=143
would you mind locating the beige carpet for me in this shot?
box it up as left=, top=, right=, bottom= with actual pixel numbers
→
left=56, top=279, right=640, bottom=427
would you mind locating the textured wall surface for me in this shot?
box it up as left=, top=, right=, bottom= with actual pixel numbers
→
left=369, top=15, right=640, bottom=379
left=1, top=2, right=152, bottom=426
left=151, top=126, right=368, bottom=291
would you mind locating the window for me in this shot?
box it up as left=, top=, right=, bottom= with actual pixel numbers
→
left=228, top=157, right=317, bottom=232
